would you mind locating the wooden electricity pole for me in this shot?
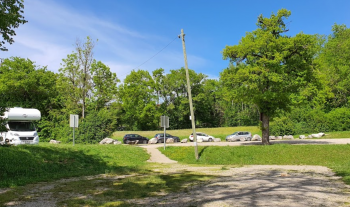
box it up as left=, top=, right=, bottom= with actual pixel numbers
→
left=180, top=29, right=198, bottom=160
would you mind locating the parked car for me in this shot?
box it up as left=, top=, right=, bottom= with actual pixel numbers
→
left=123, top=134, right=149, bottom=144
left=154, top=133, right=180, bottom=143
left=189, top=132, right=214, bottom=142
left=226, top=131, right=252, bottom=141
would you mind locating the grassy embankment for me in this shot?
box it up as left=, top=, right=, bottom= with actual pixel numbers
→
left=0, top=143, right=149, bottom=188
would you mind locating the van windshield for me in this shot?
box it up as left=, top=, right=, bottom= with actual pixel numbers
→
left=8, top=121, right=35, bottom=131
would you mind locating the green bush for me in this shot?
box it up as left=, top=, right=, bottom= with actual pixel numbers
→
left=76, top=109, right=117, bottom=144
left=270, top=107, right=350, bottom=135
left=270, top=116, right=295, bottom=136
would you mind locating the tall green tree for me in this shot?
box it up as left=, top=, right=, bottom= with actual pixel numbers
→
left=318, top=24, right=350, bottom=109
left=58, top=37, right=96, bottom=118
left=89, top=60, right=119, bottom=110
left=222, top=9, right=318, bottom=144
left=119, top=70, right=160, bottom=130
left=0, top=57, right=58, bottom=114
left=0, top=0, right=27, bottom=51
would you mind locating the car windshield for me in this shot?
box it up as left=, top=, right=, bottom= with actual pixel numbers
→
left=232, top=132, right=238, bottom=135
left=8, top=121, right=35, bottom=131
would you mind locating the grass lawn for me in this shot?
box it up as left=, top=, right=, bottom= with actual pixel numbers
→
left=0, top=143, right=150, bottom=188
left=160, top=144, right=350, bottom=185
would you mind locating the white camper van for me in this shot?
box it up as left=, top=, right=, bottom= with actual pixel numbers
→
left=0, top=108, right=41, bottom=145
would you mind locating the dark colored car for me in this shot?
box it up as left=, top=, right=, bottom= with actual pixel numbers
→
left=154, top=133, right=180, bottom=143
left=123, top=134, right=149, bottom=144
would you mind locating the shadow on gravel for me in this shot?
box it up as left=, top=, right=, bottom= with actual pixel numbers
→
left=238, top=140, right=336, bottom=146
left=128, top=169, right=349, bottom=207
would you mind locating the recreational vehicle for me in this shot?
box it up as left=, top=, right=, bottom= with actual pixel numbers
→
left=0, top=108, right=41, bottom=145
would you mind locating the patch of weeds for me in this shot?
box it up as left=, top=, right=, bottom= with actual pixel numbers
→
left=0, top=187, right=30, bottom=206
left=221, top=166, right=229, bottom=170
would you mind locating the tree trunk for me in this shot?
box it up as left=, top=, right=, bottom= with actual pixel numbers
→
left=261, top=112, right=270, bottom=145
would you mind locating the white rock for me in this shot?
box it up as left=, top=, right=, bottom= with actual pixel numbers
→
left=148, top=138, right=158, bottom=144
left=269, top=136, right=276, bottom=140
left=49, top=139, right=61, bottom=144
left=99, top=138, right=115, bottom=144
left=214, top=138, right=221, bottom=142
left=226, top=137, right=234, bottom=142
left=283, top=135, right=294, bottom=139
left=113, top=141, right=122, bottom=145
left=307, top=135, right=313, bottom=139
left=318, top=133, right=325, bottom=137
left=276, top=136, right=283, bottom=140
left=181, top=138, right=188, bottom=143
left=312, top=134, right=321, bottom=138
left=166, top=138, right=174, bottom=143
left=299, top=135, right=306, bottom=139
left=251, top=134, right=261, bottom=141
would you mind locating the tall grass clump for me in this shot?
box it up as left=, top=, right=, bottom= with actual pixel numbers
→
left=0, top=143, right=149, bottom=187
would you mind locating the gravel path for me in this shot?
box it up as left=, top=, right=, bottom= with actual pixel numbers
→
left=131, top=165, right=350, bottom=207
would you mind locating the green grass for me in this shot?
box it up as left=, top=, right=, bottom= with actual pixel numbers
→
left=0, top=143, right=150, bottom=188
left=160, top=144, right=350, bottom=184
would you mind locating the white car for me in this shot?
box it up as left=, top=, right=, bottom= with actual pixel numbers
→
left=189, top=132, right=214, bottom=142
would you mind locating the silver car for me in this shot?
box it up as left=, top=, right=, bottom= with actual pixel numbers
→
left=226, top=131, right=252, bottom=141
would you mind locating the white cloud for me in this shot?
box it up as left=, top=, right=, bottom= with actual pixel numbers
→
left=1, top=0, right=208, bottom=78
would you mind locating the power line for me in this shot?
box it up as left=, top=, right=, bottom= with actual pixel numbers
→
left=132, top=36, right=178, bottom=70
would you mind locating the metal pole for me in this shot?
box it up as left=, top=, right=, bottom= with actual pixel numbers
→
left=163, top=125, right=166, bottom=150
left=180, top=29, right=198, bottom=160
left=73, top=116, right=75, bottom=146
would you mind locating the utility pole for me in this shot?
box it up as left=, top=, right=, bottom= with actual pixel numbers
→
left=180, top=29, right=198, bottom=160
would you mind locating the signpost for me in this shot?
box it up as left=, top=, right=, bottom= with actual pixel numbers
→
left=160, top=115, right=169, bottom=150
left=70, top=114, right=79, bottom=146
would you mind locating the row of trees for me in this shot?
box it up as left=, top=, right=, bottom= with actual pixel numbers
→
left=1, top=7, right=350, bottom=145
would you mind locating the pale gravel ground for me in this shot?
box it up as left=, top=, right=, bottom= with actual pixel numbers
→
left=2, top=138, right=350, bottom=207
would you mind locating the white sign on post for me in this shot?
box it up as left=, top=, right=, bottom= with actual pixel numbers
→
left=160, top=116, right=169, bottom=150
left=70, top=114, right=79, bottom=146
left=70, top=114, right=79, bottom=128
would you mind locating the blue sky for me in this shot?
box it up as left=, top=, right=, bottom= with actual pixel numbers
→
left=2, top=0, right=350, bottom=80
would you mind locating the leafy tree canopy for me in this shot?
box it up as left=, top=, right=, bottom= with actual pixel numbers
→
left=0, top=0, right=27, bottom=51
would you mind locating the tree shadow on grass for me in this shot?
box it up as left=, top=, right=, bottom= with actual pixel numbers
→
left=0, top=144, right=148, bottom=188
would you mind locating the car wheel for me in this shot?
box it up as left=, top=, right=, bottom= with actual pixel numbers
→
left=208, top=138, right=213, bottom=142
left=143, top=140, right=147, bottom=144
